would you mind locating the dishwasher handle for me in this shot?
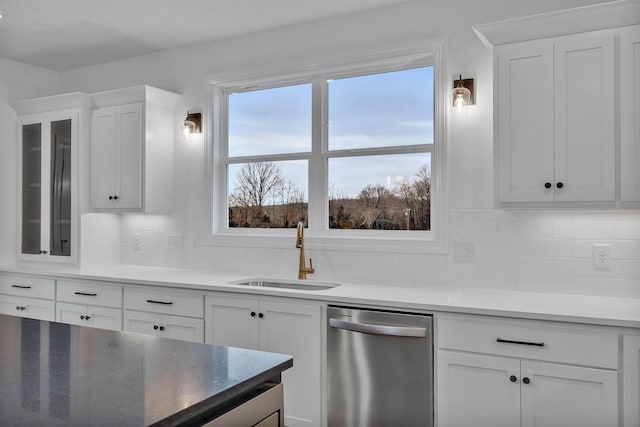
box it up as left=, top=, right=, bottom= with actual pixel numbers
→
left=329, top=318, right=428, bottom=338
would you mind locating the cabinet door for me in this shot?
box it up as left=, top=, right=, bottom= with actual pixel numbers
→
left=115, top=103, right=143, bottom=209
left=161, top=314, right=204, bottom=343
left=620, top=26, right=640, bottom=201
left=123, top=310, right=161, bottom=337
left=554, top=35, right=615, bottom=202
left=497, top=41, right=554, bottom=203
left=0, top=294, right=25, bottom=317
left=92, top=107, right=117, bottom=208
left=21, top=297, right=55, bottom=321
left=259, top=300, right=321, bottom=427
left=520, top=360, right=618, bottom=427
left=623, top=335, right=640, bottom=427
left=57, top=301, right=88, bottom=326
left=205, top=295, right=260, bottom=350
left=436, top=351, right=521, bottom=427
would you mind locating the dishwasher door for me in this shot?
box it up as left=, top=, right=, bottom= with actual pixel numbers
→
left=327, top=306, right=433, bottom=427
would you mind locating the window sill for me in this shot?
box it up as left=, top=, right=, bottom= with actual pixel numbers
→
left=206, top=230, right=447, bottom=254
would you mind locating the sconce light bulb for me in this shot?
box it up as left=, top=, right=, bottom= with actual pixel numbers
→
left=454, top=93, right=465, bottom=112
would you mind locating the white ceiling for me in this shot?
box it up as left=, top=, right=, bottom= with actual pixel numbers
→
left=0, top=0, right=415, bottom=71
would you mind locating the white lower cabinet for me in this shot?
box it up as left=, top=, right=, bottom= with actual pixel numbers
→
left=57, top=302, right=122, bottom=331
left=624, top=334, right=640, bottom=427
left=205, top=294, right=322, bottom=427
left=437, top=351, right=618, bottom=427
left=436, top=314, right=619, bottom=427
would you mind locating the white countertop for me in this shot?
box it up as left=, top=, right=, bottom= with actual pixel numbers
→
left=2, top=264, right=639, bottom=329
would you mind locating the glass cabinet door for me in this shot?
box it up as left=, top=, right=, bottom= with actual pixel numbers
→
left=21, top=123, right=42, bottom=255
left=50, top=119, right=72, bottom=257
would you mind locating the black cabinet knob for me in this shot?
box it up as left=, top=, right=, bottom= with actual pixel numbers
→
left=523, top=377, right=531, bottom=385
left=544, top=182, right=552, bottom=189
left=556, top=182, right=564, bottom=189
left=16, top=306, right=20, bottom=311
left=159, top=326, right=165, bottom=331
left=108, top=195, right=113, bottom=200
left=80, top=315, right=85, bottom=320
left=258, top=313, right=264, bottom=319
left=509, top=375, right=517, bottom=383
left=153, top=325, right=159, bottom=330
left=40, top=250, right=48, bottom=255
left=250, top=311, right=256, bottom=317
left=114, top=195, right=119, bottom=200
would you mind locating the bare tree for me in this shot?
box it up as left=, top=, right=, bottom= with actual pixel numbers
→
left=229, top=162, right=285, bottom=208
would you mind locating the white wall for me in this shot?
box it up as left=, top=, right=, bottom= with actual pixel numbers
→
left=41, top=0, right=639, bottom=297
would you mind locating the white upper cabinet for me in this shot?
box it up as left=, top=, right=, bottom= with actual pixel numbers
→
left=620, top=26, right=640, bottom=202
left=91, top=86, right=179, bottom=213
left=475, top=1, right=640, bottom=207
left=496, top=32, right=615, bottom=204
left=11, top=93, right=91, bottom=263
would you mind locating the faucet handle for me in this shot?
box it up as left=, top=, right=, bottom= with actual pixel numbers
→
left=308, top=258, right=315, bottom=273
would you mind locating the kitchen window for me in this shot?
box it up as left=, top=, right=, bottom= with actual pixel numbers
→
left=209, top=41, right=447, bottom=252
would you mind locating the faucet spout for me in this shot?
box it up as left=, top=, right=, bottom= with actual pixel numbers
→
left=296, top=221, right=315, bottom=279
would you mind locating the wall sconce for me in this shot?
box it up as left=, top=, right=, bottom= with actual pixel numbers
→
left=452, top=75, right=475, bottom=112
left=183, top=111, right=201, bottom=138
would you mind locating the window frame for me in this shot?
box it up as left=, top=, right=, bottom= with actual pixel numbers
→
left=207, top=40, right=447, bottom=254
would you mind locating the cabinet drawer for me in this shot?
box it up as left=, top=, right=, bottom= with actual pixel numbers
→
left=437, top=314, right=618, bottom=369
left=0, top=275, right=55, bottom=299
left=124, top=286, right=204, bottom=318
left=57, top=280, right=123, bottom=308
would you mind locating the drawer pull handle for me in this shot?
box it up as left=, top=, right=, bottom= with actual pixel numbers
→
left=146, top=299, right=173, bottom=305
left=497, top=338, right=545, bottom=347
left=74, top=292, right=98, bottom=296
left=11, top=284, right=32, bottom=289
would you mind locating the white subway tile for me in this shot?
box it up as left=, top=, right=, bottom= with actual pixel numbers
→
left=515, top=239, right=572, bottom=257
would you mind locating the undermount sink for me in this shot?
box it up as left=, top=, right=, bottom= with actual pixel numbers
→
left=231, top=279, right=339, bottom=291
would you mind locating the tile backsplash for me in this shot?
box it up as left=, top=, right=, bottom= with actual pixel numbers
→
left=118, top=209, right=640, bottom=298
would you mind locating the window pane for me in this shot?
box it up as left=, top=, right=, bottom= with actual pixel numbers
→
left=228, top=84, right=312, bottom=157
left=328, top=66, right=434, bottom=150
left=228, top=160, right=308, bottom=228
left=328, top=153, right=431, bottom=230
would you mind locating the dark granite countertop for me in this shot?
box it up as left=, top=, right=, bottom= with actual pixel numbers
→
left=0, top=314, right=293, bottom=426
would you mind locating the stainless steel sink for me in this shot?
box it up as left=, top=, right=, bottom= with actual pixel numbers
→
left=231, top=279, right=339, bottom=291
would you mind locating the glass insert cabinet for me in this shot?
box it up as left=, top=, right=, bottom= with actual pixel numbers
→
left=18, top=110, right=78, bottom=262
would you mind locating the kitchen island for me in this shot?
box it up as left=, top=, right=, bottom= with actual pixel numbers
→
left=0, top=313, right=292, bottom=426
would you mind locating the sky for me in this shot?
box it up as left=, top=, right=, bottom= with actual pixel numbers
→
left=227, top=66, right=434, bottom=200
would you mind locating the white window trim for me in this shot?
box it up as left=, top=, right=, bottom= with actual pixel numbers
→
left=206, top=39, right=448, bottom=254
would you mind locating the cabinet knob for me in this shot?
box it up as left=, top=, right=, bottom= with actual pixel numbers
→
left=523, top=377, right=531, bottom=385
left=80, top=315, right=85, bottom=320
left=258, top=313, right=264, bottom=319
left=544, top=182, right=552, bottom=189
left=250, top=311, right=256, bottom=317
left=108, top=195, right=113, bottom=200
left=153, top=325, right=159, bottom=330
left=159, top=326, right=165, bottom=331
left=509, top=375, right=517, bottom=383
left=556, top=182, right=564, bottom=189
left=40, top=250, right=48, bottom=255
left=114, top=195, right=119, bottom=200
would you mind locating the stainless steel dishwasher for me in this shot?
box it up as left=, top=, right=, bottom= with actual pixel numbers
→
left=327, top=306, right=433, bottom=427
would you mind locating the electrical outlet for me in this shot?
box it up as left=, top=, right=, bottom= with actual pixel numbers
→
left=592, top=243, right=612, bottom=270
left=132, top=233, right=142, bottom=252
left=454, top=241, right=476, bottom=263
left=167, top=234, right=183, bottom=251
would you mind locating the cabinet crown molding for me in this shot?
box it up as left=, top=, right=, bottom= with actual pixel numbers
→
left=473, top=0, right=640, bottom=47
